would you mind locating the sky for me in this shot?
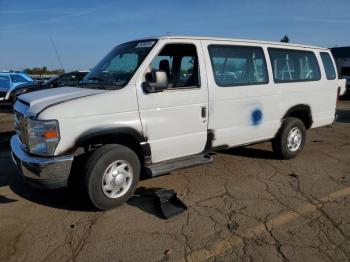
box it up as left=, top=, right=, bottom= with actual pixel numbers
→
left=0, top=0, right=350, bottom=71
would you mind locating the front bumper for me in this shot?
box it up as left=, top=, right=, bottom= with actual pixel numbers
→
left=10, top=135, right=74, bottom=189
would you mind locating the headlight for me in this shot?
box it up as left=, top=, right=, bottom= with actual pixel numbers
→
left=27, top=119, right=60, bottom=156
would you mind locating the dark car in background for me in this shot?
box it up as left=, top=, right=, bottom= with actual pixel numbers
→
left=9, top=70, right=89, bottom=103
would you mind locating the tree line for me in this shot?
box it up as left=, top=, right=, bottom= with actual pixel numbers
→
left=24, top=67, right=65, bottom=75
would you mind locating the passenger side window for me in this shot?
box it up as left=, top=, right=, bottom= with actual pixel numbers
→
left=320, top=52, right=336, bottom=80
left=208, top=45, right=268, bottom=86
left=178, top=56, right=196, bottom=86
left=10, top=75, right=29, bottom=83
left=0, top=76, right=10, bottom=88
left=269, top=48, right=321, bottom=82
left=147, top=43, right=200, bottom=88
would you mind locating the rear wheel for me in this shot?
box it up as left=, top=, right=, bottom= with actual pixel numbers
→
left=272, top=117, right=306, bottom=159
left=84, top=144, right=140, bottom=210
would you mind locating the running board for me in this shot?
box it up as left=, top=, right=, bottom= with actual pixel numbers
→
left=146, top=153, right=213, bottom=178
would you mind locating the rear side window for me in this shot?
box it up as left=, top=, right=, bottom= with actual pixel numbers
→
left=269, top=48, right=321, bottom=83
left=208, top=45, right=268, bottom=87
left=320, top=52, right=336, bottom=80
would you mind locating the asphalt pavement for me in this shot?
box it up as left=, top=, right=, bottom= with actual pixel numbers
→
left=0, top=101, right=349, bottom=262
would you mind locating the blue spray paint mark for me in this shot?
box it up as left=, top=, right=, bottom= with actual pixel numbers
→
left=251, top=108, right=263, bottom=126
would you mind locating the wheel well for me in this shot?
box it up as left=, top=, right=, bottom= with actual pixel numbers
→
left=79, top=133, right=146, bottom=165
left=68, top=132, right=148, bottom=188
left=283, top=105, right=313, bottom=129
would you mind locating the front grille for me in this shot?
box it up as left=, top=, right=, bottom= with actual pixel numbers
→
left=0, top=91, right=6, bottom=98
left=14, top=110, right=29, bottom=151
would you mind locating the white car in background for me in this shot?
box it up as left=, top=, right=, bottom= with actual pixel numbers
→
left=338, top=78, right=347, bottom=96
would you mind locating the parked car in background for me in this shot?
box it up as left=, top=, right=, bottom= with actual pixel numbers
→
left=0, top=72, right=34, bottom=103
left=9, top=70, right=89, bottom=103
left=336, top=76, right=350, bottom=98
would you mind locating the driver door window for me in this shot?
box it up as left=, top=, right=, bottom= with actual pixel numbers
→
left=178, top=56, right=197, bottom=86
left=147, top=44, right=200, bottom=89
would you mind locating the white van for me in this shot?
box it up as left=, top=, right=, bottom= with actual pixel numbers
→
left=11, top=36, right=338, bottom=210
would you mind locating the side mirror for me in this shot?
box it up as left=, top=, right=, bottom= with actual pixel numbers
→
left=143, top=70, right=168, bottom=93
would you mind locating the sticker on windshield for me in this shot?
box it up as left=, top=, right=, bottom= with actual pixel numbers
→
left=136, top=41, right=156, bottom=48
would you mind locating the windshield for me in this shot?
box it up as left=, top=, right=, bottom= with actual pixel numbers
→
left=80, top=40, right=157, bottom=89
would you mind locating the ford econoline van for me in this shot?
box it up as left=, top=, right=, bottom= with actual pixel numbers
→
left=11, top=36, right=338, bottom=210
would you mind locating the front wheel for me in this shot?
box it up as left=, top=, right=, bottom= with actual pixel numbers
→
left=272, top=117, right=306, bottom=159
left=84, top=144, right=140, bottom=210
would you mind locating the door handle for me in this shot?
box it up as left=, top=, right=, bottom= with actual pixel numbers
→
left=201, top=106, right=206, bottom=118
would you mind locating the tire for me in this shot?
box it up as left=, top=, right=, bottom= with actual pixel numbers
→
left=84, top=144, right=140, bottom=210
left=272, top=117, right=306, bottom=159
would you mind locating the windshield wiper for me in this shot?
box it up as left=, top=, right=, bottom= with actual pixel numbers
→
left=78, top=76, right=106, bottom=89
left=78, top=76, right=122, bottom=90
left=88, top=76, right=104, bottom=82
left=78, top=81, right=118, bottom=90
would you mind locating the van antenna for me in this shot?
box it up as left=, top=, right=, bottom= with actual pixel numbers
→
left=50, top=36, right=64, bottom=69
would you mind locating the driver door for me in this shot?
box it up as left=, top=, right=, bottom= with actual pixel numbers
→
left=136, top=40, right=208, bottom=163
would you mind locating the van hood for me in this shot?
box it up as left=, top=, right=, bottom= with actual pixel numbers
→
left=16, top=86, right=105, bottom=117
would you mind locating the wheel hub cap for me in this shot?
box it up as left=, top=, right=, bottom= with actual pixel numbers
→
left=102, top=160, right=133, bottom=199
left=114, top=174, right=125, bottom=186
left=287, top=127, right=302, bottom=152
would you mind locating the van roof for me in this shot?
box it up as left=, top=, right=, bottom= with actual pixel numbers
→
left=135, top=35, right=328, bottom=51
